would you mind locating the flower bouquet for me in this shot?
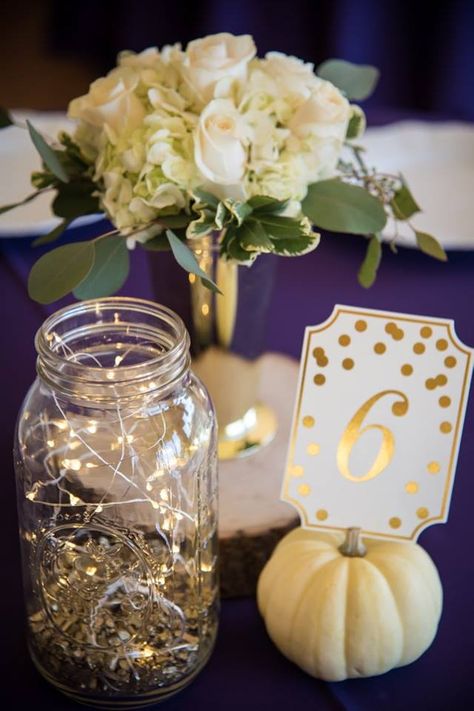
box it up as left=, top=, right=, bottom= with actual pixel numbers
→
left=1, top=32, right=445, bottom=305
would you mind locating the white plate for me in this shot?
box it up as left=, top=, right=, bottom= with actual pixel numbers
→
left=359, top=121, right=474, bottom=249
left=0, top=111, right=102, bottom=236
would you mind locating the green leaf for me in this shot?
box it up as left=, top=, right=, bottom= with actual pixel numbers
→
left=247, top=195, right=288, bottom=214
left=302, top=179, right=387, bottom=234
left=0, top=191, right=42, bottom=215
left=28, top=241, right=95, bottom=304
left=237, top=219, right=273, bottom=252
left=391, top=182, right=420, bottom=220
left=52, top=182, right=99, bottom=218
left=317, top=59, right=380, bottom=101
left=0, top=107, right=13, bottom=129
left=142, top=232, right=171, bottom=251
left=358, top=235, right=382, bottom=288
left=192, top=189, right=219, bottom=209
left=269, top=233, right=319, bottom=257
left=26, top=120, right=69, bottom=183
left=415, top=231, right=447, bottom=262
left=215, top=201, right=229, bottom=229
left=259, top=214, right=306, bottom=239
left=346, top=109, right=366, bottom=140
left=156, top=214, right=191, bottom=229
left=223, top=199, right=253, bottom=226
left=74, top=235, right=129, bottom=299
left=32, top=219, right=72, bottom=246
left=225, top=230, right=258, bottom=265
left=186, top=209, right=216, bottom=238
left=166, top=230, right=221, bottom=293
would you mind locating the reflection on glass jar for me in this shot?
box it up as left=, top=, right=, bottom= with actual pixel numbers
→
left=14, top=298, right=218, bottom=707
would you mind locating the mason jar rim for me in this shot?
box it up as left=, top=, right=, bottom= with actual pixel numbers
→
left=35, top=297, right=190, bottom=400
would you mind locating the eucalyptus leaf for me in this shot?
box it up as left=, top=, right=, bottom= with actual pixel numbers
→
left=74, top=235, right=129, bottom=299
left=26, top=120, right=69, bottom=183
left=166, top=230, right=220, bottom=293
left=415, top=231, right=447, bottom=262
left=358, top=235, right=382, bottom=288
left=52, top=182, right=100, bottom=218
left=391, top=183, right=420, bottom=220
left=0, top=107, right=13, bottom=129
left=32, top=219, right=72, bottom=246
left=302, top=179, right=387, bottom=234
left=28, top=241, right=95, bottom=304
left=317, top=59, right=379, bottom=101
left=0, top=191, right=42, bottom=216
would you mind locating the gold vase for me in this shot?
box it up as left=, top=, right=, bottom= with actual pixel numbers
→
left=148, top=234, right=278, bottom=459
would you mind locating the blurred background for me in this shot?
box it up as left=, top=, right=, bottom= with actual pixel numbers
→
left=2, top=0, right=473, bottom=120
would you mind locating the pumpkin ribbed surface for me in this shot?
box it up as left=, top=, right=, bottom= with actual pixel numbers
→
left=257, top=528, right=442, bottom=681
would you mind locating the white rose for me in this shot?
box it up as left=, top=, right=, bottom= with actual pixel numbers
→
left=194, top=99, right=248, bottom=185
left=68, top=66, right=145, bottom=140
left=183, top=33, right=256, bottom=101
left=289, top=80, right=350, bottom=141
left=263, top=52, right=319, bottom=99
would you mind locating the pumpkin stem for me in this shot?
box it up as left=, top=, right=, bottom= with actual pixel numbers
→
left=339, top=527, right=367, bottom=557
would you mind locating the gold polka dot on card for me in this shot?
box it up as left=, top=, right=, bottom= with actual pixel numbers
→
left=436, top=338, right=448, bottom=351
left=427, top=461, right=440, bottom=474
left=439, top=396, right=451, bottom=408
left=374, top=342, right=386, bottom=354
left=316, top=509, right=328, bottom=521
left=355, top=320, right=367, bottom=332
left=307, top=443, right=320, bottom=456
left=401, top=364, right=413, bottom=376
left=342, top=358, right=354, bottom=370
left=405, top=481, right=419, bottom=494
left=339, top=334, right=351, bottom=346
left=413, top=342, right=425, bottom=354
left=420, top=326, right=432, bottom=338
left=302, top=415, right=315, bottom=428
left=389, top=517, right=401, bottom=529
left=440, top=421, right=452, bottom=434
left=417, top=507, right=429, bottom=519
left=445, top=356, right=456, bottom=368
left=313, top=374, right=326, bottom=386
left=290, top=464, right=304, bottom=477
left=298, top=483, right=311, bottom=497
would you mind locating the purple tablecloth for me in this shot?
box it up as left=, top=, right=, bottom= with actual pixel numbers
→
left=1, top=210, right=474, bottom=708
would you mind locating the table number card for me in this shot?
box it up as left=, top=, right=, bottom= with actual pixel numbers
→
left=282, top=305, right=473, bottom=540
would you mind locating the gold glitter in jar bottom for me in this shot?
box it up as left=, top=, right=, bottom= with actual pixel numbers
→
left=27, top=527, right=218, bottom=704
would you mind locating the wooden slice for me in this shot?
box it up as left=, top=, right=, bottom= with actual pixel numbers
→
left=218, top=353, right=300, bottom=598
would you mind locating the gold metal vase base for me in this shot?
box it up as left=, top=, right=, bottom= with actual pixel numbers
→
left=217, top=402, right=278, bottom=460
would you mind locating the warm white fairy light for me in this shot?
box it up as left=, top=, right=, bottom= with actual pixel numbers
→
left=63, top=458, right=82, bottom=471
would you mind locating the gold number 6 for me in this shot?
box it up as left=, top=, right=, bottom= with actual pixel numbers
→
left=337, top=390, right=409, bottom=482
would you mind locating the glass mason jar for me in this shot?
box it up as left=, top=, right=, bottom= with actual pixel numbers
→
left=14, top=297, right=218, bottom=708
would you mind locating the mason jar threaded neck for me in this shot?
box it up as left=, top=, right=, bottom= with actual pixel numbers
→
left=35, top=297, right=190, bottom=401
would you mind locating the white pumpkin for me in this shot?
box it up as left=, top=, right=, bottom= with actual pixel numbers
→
left=257, top=527, right=443, bottom=681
